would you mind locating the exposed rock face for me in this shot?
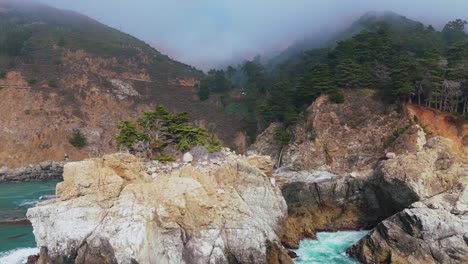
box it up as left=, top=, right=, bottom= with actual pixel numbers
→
left=0, top=161, right=64, bottom=182
left=251, top=90, right=405, bottom=173
left=277, top=171, right=384, bottom=248
left=386, top=124, right=427, bottom=155
left=348, top=184, right=468, bottom=264
left=346, top=135, right=468, bottom=264
left=371, top=137, right=465, bottom=216
left=27, top=153, right=291, bottom=264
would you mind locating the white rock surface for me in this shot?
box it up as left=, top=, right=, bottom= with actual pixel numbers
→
left=27, top=153, right=289, bottom=264
left=182, top=152, right=193, bottom=163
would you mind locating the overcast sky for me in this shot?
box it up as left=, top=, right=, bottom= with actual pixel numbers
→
left=39, top=0, right=468, bottom=70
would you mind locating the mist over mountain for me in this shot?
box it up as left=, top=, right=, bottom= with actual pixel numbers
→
left=37, top=0, right=468, bottom=70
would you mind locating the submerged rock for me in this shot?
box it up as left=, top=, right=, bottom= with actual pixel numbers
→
left=27, top=153, right=290, bottom=264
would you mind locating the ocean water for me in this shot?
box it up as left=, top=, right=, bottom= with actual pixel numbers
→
left=293, top=231, right=368, bottom=264
left=0, top=181, right=58, bottom=264
left=0, top=181, right=366, bottom=264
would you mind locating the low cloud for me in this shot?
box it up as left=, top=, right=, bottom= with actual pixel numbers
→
left=40, top=0, right=468, bottom=70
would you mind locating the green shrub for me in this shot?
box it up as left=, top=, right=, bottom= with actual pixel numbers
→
left=206, top=134, right=223, bottom=153
left=115, top=121, right=146, bottom=149
left=69, top=129, right=87, bottom=148
left=273, top=125, right=292, bottom=146
left=153, top=153, right=176, bottom=163
left=28, top=79, right=37, bottom=85
left=225, top=103, right=249, bottom=116
left=0, top=69, right=6, bottom=79
left=115, top=105, right=223, bottom=156
left=57, top=37, right=66, bottom=47
left=328, top=89, right=344, bottom=104
left=198, top=83, right=210, bottom=101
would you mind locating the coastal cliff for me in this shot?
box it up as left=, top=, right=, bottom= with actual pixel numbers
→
left=27, top=151, right=291, bottom=264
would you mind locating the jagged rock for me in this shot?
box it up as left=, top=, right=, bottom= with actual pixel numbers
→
left=278, top=172, right=384, bottom=248
left=371, top=137, right=465, bottom=216
left=247, top=155, right=274, bottom=177
left=348, top=185, right=468, bottom=264
left=0, top=161, right=64, bottom=182
left=387, top=124, right=427, bottom=155
left=27, top=153, right=290, bottom=264
left=250, top=91, right=405, bottom=173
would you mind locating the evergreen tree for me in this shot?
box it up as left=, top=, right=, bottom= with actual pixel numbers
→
left=198, top=82, right=210, bottom=101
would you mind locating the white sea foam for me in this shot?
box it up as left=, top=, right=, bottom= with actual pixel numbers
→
left=17, top=200, right=38, bottom=207
left=0, top=248, right=38, bottom=264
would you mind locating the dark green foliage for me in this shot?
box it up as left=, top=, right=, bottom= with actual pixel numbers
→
left=115, top=105, right=222, bottom=159
left=153, top=153, right=176, bottom=162
left=69, top=129, right=87, bottom=148
left=442, top=19, right=467, bottom=47
left=273, top=125, right=292, bottom=146
left=0, top=26, right=31, bottom=56
left=225, top=103, right=249, bottom=116
left=199, top=69, right=232, bottom=96
left=115, top=121, right=146, bottom=149
left=198, top=82, right=210, bottom=101
left=28, top=79, right=37, bottom=85
left=220, top=16, right=468, bottom=142
left=261, top=81, right=298, bottom=124
left=0, top=69, right=6, bottom=79
left=328, top=89, right=345, bottom=104
left=57, top=37, right=66, bottom=47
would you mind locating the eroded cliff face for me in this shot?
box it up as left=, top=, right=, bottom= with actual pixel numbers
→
left=27, top=152, right=291, bottom=264
left=252, top=91, right=467, bottom=257
left=251, top=90, right=405, bottom=174
left=278, top=173, right=384, bottom=249
left=0, top=50, right=245, bottom=169
left=346, top=136, right=468, bottom=264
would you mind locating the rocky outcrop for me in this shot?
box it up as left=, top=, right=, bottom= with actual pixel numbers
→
left=251, top=90, right=405, bottom=173
left=346, top=135, right=468, bottom=264
left=348, top=184, right=468, bottom=264
left=27, top=152, right=291, bottom=264
left=276, top=128, right=467, bottom=254
left=371, top=137, right=466, bottom=216
left=0, top=161, right=64, bottom=182
left=276, top=171, right=384, bottom=249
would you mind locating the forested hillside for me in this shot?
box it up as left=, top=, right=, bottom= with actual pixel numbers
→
left=198, top=13, right=468, bottom=142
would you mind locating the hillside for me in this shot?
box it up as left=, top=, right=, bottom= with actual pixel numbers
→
left=0, top=0, right=246, bottom=168
left=204, top=11, right=467, bottom=152
left=269, top=11, right=420, bottom=65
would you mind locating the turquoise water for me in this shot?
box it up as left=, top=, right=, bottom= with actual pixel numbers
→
left=0, top=181, right=58, bottom=263
left=0, top=181, right=365, bottom=263
left=294, top=231, right=367, bottom=264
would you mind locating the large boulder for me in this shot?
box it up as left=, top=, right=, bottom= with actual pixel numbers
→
left=348, top=184, right=468, bottom=264
left=372, top=137, right=465, bottom=216
left=27, top=153, right=291, bottom=264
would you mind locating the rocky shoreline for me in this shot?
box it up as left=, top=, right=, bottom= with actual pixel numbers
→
left=0, top=161, right=64, bottom=182
left=20, top=92, right=468, bottom=263
left=23, top=133, right=468, bottom=264
left=27, top=150, right=293, bottom=264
